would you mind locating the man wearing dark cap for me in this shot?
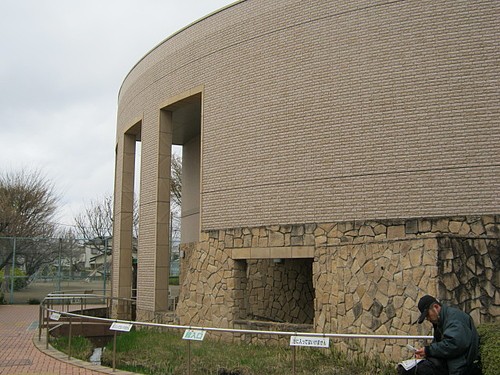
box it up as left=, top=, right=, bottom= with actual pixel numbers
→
left=397, top=295, right=481, bottom=375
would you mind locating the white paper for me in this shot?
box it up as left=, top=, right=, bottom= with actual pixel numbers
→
left=399, top=358, right=423, bottom=370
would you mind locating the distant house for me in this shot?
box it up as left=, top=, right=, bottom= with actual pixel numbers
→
left=80, top=245, right=100, bottom=270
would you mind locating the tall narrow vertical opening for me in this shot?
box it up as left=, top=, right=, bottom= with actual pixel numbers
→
left=131, top=137, right=141, bottom=302
left=114, top=121, right=141, bottom=320
left=166, top=93, right=202, bottom=245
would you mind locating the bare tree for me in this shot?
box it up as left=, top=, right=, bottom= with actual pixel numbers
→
left=57, top=228, right=82, bottom=279
left=74, top=194, right=140, bottom=246
left=74, top=195, right=113, bottom=248
left=73, top=153, right=181, bottom=250
left=0, top=169, right=58, bottom=273
left=171, top=153, right=182, bottom=208
left=20, top=238, right=60, bottom=276
left=0, top=169, right=58, bottom=238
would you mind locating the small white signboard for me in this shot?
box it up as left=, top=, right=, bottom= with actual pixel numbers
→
left=290, top=336, right=330, bottom=348
left=50, top=312, right=61, bottom=321
left=110, top=322, right=133, bottom=332
left=182, top=329, right=206, bottom=341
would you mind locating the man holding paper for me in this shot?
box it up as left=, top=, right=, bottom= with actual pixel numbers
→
left=397, top=295, right=481, bottom=375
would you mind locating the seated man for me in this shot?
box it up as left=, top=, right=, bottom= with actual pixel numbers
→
left=398, top=295, right=481, bottom=375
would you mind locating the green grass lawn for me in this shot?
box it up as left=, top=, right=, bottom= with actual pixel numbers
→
left=96, top=329, right=396, bottom=375
left=51, top=322, right=500, bottom=375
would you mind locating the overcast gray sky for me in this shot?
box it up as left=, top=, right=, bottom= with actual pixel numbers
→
left=0, top=0, right=235, bottom=229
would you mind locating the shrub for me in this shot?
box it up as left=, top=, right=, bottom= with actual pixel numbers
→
left=477, top=322, right=500, bottom=375
left=169, top=276, right=179, bottom=285
left=0, top=268, right=28, bottom=290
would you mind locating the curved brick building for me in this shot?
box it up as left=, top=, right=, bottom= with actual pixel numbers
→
left=113, top=0, right=499, bottom=352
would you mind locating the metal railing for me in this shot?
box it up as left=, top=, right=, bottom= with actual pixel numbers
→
left=39, top=293, right=433, bottom=374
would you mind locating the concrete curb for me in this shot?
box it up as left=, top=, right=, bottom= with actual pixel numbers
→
left=32, top=331, right=140, bottom=375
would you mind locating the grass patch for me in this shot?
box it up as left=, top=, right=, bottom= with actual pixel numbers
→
left=48, top=323, right=499, bottom=374
left=51, top=335, right=94, bottom=361
left=101, top=329, right=395, bottom=375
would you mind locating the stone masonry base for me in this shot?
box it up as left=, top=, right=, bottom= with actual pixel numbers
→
left=151, top=215, right=498, bottom=359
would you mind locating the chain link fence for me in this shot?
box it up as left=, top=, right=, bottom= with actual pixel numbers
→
left=0, top=236, right=180, bottom=305
left=0, top=237, right=111, bottom=304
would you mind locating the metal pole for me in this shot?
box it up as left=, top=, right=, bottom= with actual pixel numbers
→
left=68, top=316, right=73, bottom=359
left=9, top=237, right=16, bottom=304
left=109, top=236, right=113, bottom=305
left=187, top=339, right=191, bottom=375
left=292, top=345, right=296, bottom=375
left=57, top=238, right=62, bottom=292
left=38, top=303, right=42, bottom=341
left=103, top=238, right=107, bottom=302
left=45, top=306, right=50, bottom=349
left=113, top=330, right=117, bottom=371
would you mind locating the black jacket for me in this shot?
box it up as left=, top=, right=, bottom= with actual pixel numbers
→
left=424, top=304, right=480, bottom=375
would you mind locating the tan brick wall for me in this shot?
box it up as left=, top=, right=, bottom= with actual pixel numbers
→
left=117, top=0, right=499, bottom=233
left=114, top=0, right=500, bottom=336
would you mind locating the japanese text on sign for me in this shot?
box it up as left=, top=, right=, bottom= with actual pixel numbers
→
left=182, top=329, right=206, bottom=341
left=290, top=336, right=330, bottom=348
left=110, top=322, right=133, bottom=332
left=50, top=312, right=61, bottom=321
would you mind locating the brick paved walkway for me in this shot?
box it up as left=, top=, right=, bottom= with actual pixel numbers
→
left=0, top=305, right=137, bottom=375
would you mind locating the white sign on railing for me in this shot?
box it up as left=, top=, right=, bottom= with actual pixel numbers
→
left=290, top=336, right=330, bottom=348
left=182, top=329, right=206, bottom=341
left=50, top=312, right=61, bottom=321
left=110, top=322, right=133, bottom=332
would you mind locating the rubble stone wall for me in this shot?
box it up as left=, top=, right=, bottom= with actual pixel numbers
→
left=176, top=233, right=244, bottom=328
left=246, top=258, right=314, bottom=324
left=437, top=236, right=499, bottom=322
left=172, top=215, right=498, bottom=357
left=311, top=216, right=499, bottom=358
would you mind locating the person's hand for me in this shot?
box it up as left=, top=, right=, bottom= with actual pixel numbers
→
left=415, top=348, right=426, bottom=359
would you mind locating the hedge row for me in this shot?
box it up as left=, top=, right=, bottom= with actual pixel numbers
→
left=478, top=322, right=500, bottom=375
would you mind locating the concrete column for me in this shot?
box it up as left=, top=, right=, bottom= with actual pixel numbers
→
left=153, top=110, right=172, bottom=311
left=113, top=132, right=136, bottom=319
left=137, top=110, right=172, bottom=316
left=181, top=135, right=201, bottom=243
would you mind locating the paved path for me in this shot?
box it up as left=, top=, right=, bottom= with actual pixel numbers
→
left=0, top=305, right=137, bottom=375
